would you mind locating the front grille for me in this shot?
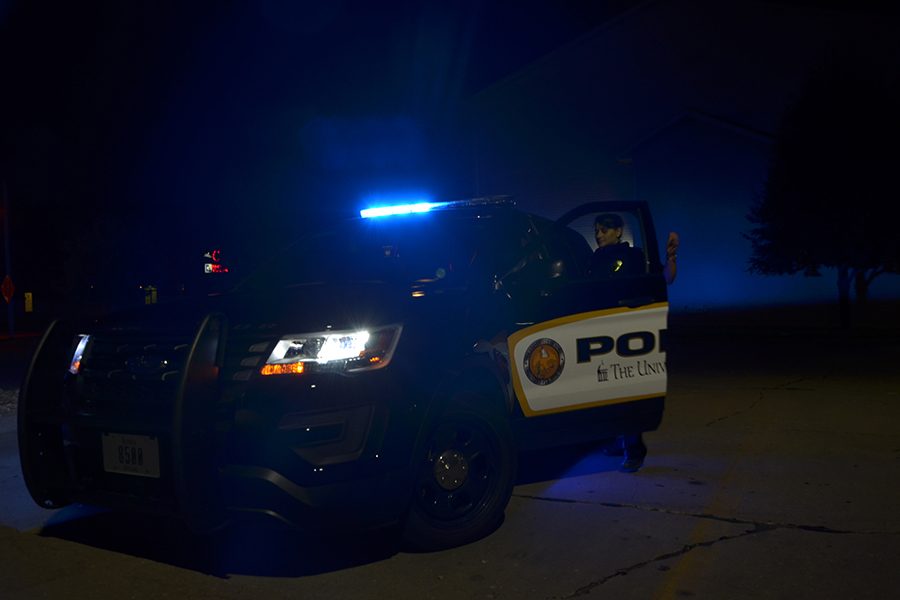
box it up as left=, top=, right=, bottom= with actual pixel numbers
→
left=75, top=332, right=193, bottom=421
left=63, top=331, right=195, bottom=507
left=81, top=333, right=192, bottom=383
left=74, top=323, right=278, bottom=416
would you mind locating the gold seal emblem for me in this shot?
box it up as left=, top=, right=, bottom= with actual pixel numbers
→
left=523, top=338, right=565, bottom=385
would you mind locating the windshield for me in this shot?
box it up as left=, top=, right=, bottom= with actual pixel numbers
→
left=238, top=213, right=529, bottom=292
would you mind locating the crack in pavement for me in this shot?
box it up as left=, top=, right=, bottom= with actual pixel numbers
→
left=703, top=376, right=807, bottom=427
left=524, top=489, right=900, bottom=599
left=513, top=493, right=900, bottom=536
left=553, top=523, right=772, bottom=599
left=704, top=396, right=761, bottom=428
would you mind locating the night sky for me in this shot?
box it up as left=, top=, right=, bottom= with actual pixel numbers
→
left=0, top=0, right=895, bottom=319
left=0, top=0, right=645, bottom=311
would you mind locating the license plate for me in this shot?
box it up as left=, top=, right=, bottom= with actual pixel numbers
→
left=101, top=433, right=160, bottom=478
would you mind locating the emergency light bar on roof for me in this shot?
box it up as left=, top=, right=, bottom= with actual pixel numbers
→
left=359, top=195, right=513, bottom=219
left=360, top=202, right=447, bottom=218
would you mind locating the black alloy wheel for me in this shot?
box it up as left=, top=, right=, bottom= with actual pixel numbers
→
left=402, top=398, right=516, bottom=551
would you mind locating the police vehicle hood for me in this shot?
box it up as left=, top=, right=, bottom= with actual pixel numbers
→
left=87, top=280, right=422, bottom=339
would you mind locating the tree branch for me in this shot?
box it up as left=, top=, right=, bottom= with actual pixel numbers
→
left=866, top=267, right=885, bottom=286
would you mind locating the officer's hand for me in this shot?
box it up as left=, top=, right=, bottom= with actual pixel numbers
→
left=666, top=231, right=679, bottom=259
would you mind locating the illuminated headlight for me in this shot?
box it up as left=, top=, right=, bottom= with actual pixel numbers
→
left=69, top=334, right=91, bottom=374
left=261, top=325, right=402, bottom=376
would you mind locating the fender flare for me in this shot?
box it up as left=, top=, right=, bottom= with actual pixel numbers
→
left=408, top=351, right=513, bottom=470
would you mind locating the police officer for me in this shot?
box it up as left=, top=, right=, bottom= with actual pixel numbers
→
left=589, top=213, right=645, bottom=277
left=592, top=214, right=680, bottom=472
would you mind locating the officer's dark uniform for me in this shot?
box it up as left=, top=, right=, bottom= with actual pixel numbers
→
left=589, top=239, right=649, bottom=471
left=589, top=241, right=645, bottom=278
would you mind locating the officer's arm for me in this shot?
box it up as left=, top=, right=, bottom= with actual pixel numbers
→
left=664, top=232, right=679, bottom=285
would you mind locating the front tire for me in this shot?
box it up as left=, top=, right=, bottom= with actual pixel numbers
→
left=402, top=394, right=516, bottom=551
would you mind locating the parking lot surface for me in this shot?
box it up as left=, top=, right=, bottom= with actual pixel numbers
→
left=1, top=304, right=898, bottom=599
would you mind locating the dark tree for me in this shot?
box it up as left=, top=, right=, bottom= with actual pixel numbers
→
left=747, top=50, right=900, bottom=326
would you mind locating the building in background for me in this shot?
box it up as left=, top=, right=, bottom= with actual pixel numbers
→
left=463, top=0, right=900, bottom=309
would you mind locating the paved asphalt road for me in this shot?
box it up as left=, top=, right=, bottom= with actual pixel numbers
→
left=1, top=305, right=898, bottom=599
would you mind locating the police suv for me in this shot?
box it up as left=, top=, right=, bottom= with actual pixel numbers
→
left=19, top=198, right=669, bottom=550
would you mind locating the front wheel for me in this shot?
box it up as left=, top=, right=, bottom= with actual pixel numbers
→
left=402, top=397, right=516, bottom=551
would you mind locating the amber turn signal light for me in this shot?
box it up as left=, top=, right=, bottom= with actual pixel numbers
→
left=260, top=362, right=306, bottom=376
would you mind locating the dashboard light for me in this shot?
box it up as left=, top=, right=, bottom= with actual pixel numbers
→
left=204, top=263, right=230, bottom=274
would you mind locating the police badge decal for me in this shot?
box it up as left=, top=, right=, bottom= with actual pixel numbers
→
left=523, top=338, right=565, bottom=385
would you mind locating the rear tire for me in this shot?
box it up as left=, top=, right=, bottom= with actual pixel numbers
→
left=402, top=393, right=516, bottom=551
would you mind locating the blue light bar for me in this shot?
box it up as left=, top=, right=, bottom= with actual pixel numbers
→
left=360, top=201, right=448, bottom=219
